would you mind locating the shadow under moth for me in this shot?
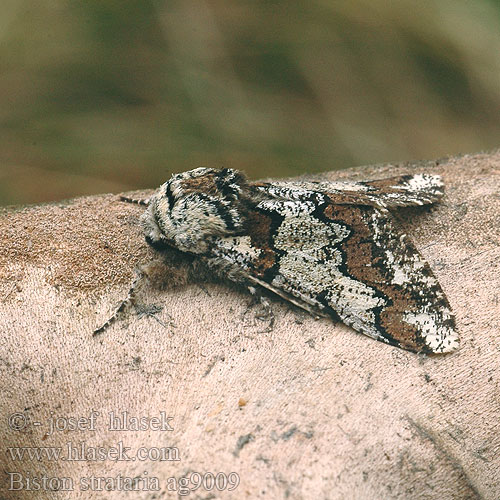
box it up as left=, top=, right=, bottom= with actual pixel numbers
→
left=94, top=167, right=458, bottom=354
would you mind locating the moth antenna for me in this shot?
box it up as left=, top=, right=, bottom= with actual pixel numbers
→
left=93, top=269, right=145, bottom=336
left=119, top=195, right=150, bottom=206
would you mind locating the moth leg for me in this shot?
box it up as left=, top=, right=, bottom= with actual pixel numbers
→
left=119, top=195, right=150, bottom=206
left=135, top=303, right=174, bottom=330
left=247, top=275, right=328, bottom=320
left=245, top=285, right=275, bottom=332
left=93, top=268, right=145, bottom=336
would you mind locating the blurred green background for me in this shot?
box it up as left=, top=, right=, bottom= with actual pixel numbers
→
left=1, top=0, right=500, bottom=205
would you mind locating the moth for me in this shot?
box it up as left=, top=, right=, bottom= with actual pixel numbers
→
left=94, top=167, right=458, bottom=354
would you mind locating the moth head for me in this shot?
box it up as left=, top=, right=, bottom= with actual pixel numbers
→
left=142, top=167, right=247, bottom=254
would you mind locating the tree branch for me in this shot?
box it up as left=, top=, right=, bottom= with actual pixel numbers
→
left=1, top=151, right=499, bottom=499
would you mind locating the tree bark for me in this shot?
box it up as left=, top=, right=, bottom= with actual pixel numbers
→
left=1, top=151, right=499, bottom=499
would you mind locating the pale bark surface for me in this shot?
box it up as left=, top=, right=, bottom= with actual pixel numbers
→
left=0, top=151, right=499, bottom=499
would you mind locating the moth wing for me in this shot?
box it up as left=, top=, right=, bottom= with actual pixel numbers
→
left=256, top=173, right=444, bottom=208
left=221, top=194, right=458, bottom=353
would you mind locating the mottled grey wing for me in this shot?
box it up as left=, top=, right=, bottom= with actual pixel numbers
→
left=256, top=173, right=445, bottom=209
left=211, top=181, right=458, bottom=353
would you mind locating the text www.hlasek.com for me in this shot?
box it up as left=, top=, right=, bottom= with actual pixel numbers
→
left=7, top=441, right=179, bottom=462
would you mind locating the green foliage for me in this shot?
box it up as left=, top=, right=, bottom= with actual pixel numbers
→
left=2, top=0, right=500, bottom=204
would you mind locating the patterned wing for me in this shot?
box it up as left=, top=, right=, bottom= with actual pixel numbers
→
left=210, top=178, right=458, bottom=353
left=255, top=173, right=445, bottom=208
